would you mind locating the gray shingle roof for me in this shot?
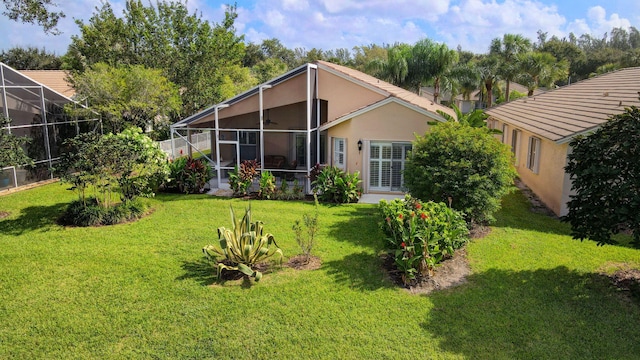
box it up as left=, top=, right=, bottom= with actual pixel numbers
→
left=485, top=67, right=640, bottom=143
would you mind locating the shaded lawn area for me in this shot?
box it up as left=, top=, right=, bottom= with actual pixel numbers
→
left=1, top=184, right=639, bottom=359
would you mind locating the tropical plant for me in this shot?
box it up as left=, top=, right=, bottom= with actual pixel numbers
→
left=379, top=195, right=469, bottom=285
left=564, top=106, right=640, bottom=247
left=203, top=205, right=283, bottom=281
left=366, top=43, right=411, bottom=87
left=292, top=195, right=320, bottom=263
left=410, top=40, right=458, bottom=102
left=404, top=122, right=517, bottom=225
left=435, top=103, right=490, bottom=128
left=228, top=160, right=259, bottom=196
left=312, top=166, right=361, bottom=204
left=166, top=156, right=212, bottom=194
left=258, top=170, right=276, bottom=199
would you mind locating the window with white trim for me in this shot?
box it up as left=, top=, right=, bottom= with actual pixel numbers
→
left=333, top=137, right=346, bottom=170
left=527, top=136, right=541, bottom=173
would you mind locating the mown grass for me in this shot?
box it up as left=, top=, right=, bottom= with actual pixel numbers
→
left=1, top=184, right=639, bottom=359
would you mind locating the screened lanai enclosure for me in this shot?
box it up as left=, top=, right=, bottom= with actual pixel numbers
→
left=0, top=62, right=101, bottom=190
left=171, top=64, right=327, bottom=192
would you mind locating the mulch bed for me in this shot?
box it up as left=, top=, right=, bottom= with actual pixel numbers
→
left=383, top=248, right=471, bottom=295
left=286, top=255, right=322, bottom=270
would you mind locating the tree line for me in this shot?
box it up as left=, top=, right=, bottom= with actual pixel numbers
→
left=2, top=0, right=640, bottom=137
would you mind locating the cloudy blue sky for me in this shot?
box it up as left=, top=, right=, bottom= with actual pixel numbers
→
left=1, top=0, right=639, bottom=55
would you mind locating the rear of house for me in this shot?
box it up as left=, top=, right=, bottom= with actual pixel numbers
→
left=171, top=60, right=454, bottom=194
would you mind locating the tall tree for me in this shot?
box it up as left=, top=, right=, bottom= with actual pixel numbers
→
left=476, top=55, right=500, bottom=108
left=0, top=46, right=61, bottom=69
left=2, top=0, right=64, bottom=34
left=490, top=34, right=532, bottom=102
left=410, top=40, right=458, bottom=102
left=366, top=43, right=411, bottom=87
left=64, top=1, right=247, bottom=115
left=70, top=63, right=182, bottom=137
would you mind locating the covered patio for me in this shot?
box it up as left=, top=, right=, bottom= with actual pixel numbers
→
left=170, top=64, right=327, bottom=192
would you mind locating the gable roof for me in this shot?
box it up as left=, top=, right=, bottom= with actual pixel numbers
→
left=174, top=61, right=454, bottom=127
left=486, top=67, right=640, bottom=143
left=316, top=60, right=455, bottom=118
left=19, top=70, right=75, bottom=98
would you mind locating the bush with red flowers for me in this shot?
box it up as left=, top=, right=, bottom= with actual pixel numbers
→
left=379, top=195, right=469, bottom=286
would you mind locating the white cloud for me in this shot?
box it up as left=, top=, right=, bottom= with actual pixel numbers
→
left=283, top=0, right=309, bottom=12
left=567, top=6, right=632, bottom=38
left=436, top=0, right=566, bottom=53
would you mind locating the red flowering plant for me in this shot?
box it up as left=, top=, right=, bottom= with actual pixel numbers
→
left=379, top=195, right=469, bottom=286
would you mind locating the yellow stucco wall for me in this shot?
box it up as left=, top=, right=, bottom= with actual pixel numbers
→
left=328, top=101, right=435, bottom=191
left=494, top=119, right=570, bottom=216
left=318, top=69, right=386, bottom=122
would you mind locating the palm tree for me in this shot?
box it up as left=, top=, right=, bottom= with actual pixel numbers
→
left=408, top=39, right=458, bottom=102
left=490, top=34, right=532, bottom=102
left=518, top=52, right=569, bottom=95
left=435, top=103, right=488, bottom=128
left=476, top=55, right=500, bottom=108
left=366, top=44, right=411, bottom=87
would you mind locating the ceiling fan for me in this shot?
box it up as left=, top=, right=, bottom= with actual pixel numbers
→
left=260, top=109, right=279, bottom=126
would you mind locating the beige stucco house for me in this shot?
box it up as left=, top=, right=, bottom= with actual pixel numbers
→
left=485, top=67, right=640, bottom=216
left=171, top=60, right=455, bottom=194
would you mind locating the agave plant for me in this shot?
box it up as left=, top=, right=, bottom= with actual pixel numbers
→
left=203, top=205, right=283, bottom=281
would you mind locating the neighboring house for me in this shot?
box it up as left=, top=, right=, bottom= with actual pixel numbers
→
left=485, top=67, right=640, bottom=216
left=0, top=62, right=100, bottom=190
left=421, top=82, right=543, bottom=114
left=171, top=60, right=455, bottom=194
left=19, top=70, right=75, bottom=99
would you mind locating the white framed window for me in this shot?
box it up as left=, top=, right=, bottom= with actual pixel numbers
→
left=501, top=124, right=509, bottom=144
left=527, top=136, right=541, bottom=174
left=333, top=137, right=346, bottom=170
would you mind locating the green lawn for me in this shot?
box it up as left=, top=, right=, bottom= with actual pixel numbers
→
left=1, top=184, right=639, bottom=359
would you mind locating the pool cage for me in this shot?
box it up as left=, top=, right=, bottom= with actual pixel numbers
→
left=0, top=62, right=101, bottom=190
left=170, top=63, right=328, bottom=193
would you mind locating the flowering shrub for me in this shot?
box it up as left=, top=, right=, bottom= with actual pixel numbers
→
left=379, top=195, right=469, bottom=286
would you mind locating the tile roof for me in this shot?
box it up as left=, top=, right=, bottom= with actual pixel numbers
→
left=485, top=67, right=640, bottom=143
left=316, top=60, right=456, bottom=118
left=18, top=70, right=75, bottom=98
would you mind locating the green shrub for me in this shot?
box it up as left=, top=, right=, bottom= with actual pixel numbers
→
left=203, top=205, right=283, bottom=281
left=166, top=156, right=212, bottom=194
left=404, top=122, right=516, bottom=224
left=275, top=178, right=305, bottom=200
left=379, top=195, right=469, bottom=286
left=564, top=106, right=640, bottom=247
left=312, top=166, right=361, bottom=203
left=60, top=197, right=147, bottom=227
left=258, top=170, right=277, bottom=199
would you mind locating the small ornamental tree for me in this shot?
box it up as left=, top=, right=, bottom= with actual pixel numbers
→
left=57, top=127, right=168, bottom=226
left=564, top=106, right=640, bottom=247
left=404, top=121, right=517, bottom=225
